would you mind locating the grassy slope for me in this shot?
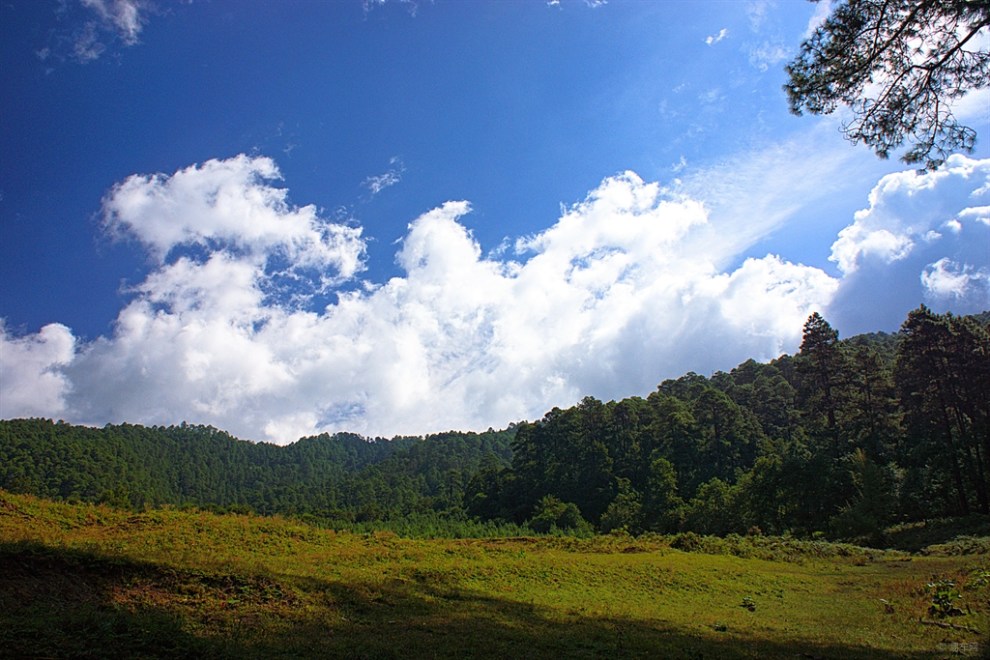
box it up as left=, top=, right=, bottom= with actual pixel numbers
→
left=2, top=491, right=987, bottom=659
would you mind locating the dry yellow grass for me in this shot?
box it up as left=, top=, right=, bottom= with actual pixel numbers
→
left=2, top=491, right=987, bottom=658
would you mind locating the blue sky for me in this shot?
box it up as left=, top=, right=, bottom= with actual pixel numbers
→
left=1, top=0, right=988, bottom=443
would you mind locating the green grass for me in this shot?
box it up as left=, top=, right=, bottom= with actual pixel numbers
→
left=2, top=491, right=988, bottom=658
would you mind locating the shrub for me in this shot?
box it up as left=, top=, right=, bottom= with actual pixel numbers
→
left=528, top=495, right=592, bottom=535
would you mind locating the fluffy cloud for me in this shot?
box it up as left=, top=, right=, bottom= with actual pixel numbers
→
left=103, top=155, right=366, bottom=286
left=1, top=158, right=839, bottom=442
left=3, top=154, right=984, bottom=444
left=828, top=155, right=990, bottom=332
left=830, top=156, right=990, bottom=274
left=705, top=29, right=728, bottom=46
left=0, top=322, right=75, bottom=418
left=921, top=258, right=990, bottom=300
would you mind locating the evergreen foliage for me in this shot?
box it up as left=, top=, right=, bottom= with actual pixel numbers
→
left=784, top=0, right=990, bottom=169
left=0, top=421, right=513, bottom=527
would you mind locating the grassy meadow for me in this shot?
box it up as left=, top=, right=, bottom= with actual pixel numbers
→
left=1, top=490, right=988, bottom=659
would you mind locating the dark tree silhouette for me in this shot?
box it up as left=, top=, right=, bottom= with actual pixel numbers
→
left=785, top=0, right=990, bottom=170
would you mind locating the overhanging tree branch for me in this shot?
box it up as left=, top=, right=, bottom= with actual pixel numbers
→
left=784, top=0, right=990, bottom=170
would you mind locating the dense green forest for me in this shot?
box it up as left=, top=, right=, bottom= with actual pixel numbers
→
left=0, top=421, right=514, bottom=529
left=2, top=305, right=987, bottom=542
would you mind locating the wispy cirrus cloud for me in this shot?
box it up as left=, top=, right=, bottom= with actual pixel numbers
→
left=747, top=41, right=789, bottom=72
left=37, top=0, right=152, bottom=65
left=362, top=0, right=423, bottom=18
left=363, top=157, right=406, bottom=197
left=546, top=0, right=607, bottom=8
left=81, top=0, right=146, bottom=45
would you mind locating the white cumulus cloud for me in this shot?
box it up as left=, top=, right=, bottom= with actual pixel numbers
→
left=103, top=154, right=367, bottom=283
left=828, top=155, right=990, bottom=331
left=1, top=157, right=844, bottom=443
left=921, top=258, right=990, bottom=300
left=0, top=322, right=75, bottom=418
left=830, top=155, right=990, bottom=275
left=5, top=154, right=986, bottom=443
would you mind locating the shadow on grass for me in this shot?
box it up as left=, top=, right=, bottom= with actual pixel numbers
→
left=880, top=515, right=990, bottom=553
left=0, top=540, right=971, bottom=659
left=0, top=541, right=233, bottom=658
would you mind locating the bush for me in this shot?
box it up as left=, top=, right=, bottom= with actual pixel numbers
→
left=528, top=495, right=592, bottom=535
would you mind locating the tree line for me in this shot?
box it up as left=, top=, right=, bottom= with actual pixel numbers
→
left=1, top=305, right=987, bottom=541
left=0, top=420, right=513, bottom=527
left=469, top=306, right=989, bottom=540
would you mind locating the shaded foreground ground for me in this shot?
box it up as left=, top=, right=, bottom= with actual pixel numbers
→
left=1, top=492, right=988, bottom=658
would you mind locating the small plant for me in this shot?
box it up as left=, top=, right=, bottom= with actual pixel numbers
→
left=969, top=568, right=990, bottom=589
left=926, top=577, right=964, bottom=618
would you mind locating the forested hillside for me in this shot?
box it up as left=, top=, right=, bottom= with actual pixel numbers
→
left=2, top=305, right=987, bottom=541
left=470, top=306, right=989, bottom=540
left=0, top=421, right=513, bottom=525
